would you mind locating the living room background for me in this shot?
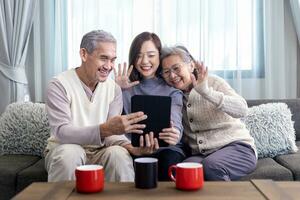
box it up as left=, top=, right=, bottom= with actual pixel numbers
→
left=1, top=0, right=300, bottom=115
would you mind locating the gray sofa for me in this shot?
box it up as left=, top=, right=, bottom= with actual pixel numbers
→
left=0, top=99, right=300, bottom=200
left=241, top=99, right=300, bottom=181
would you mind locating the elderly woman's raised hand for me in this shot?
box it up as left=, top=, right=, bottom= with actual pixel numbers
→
left=191, top=61, right=208, bottom=88
left=113, top=62, right=139, bottom=89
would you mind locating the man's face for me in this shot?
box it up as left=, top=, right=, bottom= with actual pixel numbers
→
left=81, top=42, right=117, bottom=82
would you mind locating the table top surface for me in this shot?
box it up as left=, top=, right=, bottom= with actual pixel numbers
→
left=12, top=180, right=300, bottom=200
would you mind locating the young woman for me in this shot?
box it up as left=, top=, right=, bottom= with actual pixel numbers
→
left=114, top=32, right=185, bottom=181
left=160, top=45, right=257, bottom=181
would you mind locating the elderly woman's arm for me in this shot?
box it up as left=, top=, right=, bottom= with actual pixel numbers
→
left=193, top=75, right=248, bottom=118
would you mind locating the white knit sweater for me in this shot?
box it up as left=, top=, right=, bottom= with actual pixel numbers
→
left=56, top=69, right=115, bottom=126
left=46, top=69, right=117, bottom=150
left=183, top=75, right=257, bottom=157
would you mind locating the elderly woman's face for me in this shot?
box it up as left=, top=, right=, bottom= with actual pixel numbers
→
left=161, top=55, right=194, bottom=91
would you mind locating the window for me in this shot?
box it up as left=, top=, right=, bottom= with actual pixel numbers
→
left=67, top=0, right=263, bottom=78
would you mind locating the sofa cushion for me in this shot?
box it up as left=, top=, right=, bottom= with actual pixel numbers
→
left=247, top=99, right=300, bottom=141
left=243, top=102, right=298, bottom=158
left=0, top=102, right=50, bottom=157
left=0, top=155, right=41, bottom=200
left=16, top=158, right=48, bottom=193
left=275, top=141, right=300, bottom=181
left=240, top=157, right=293, bottom=181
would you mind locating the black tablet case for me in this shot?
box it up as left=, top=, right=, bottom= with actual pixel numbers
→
left=131, top=95, right=171, bottom=147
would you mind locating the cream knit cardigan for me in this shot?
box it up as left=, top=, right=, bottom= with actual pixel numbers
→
left=182, top=75, right=257, bottom=157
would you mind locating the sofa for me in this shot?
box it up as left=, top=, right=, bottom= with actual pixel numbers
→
left=0, top=99, right=300, bottom=200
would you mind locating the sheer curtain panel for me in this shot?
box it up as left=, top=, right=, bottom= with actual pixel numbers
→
left=65, top=0, right=298, bottom=99
left=0, top=0, right=37, bottom=114
left=26, top=0, right=68, bottom=102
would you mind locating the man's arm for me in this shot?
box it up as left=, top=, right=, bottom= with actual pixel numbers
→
left=46, top=79, right=103, bottom=145
left=102, top=84, right=130, bottom=146
left=104, top=84, right=159, bottom=155
left=47, top=78, right=147, bottom=146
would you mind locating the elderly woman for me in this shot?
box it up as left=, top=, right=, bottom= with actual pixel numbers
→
left=160, top=45, right=257, bottom=181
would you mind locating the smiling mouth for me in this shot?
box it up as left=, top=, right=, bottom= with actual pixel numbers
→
left=140, top=66, right=152, bottom=71
left=97, top=68, right=109, bottom=76
left=171, top=78, right=181, bottom=84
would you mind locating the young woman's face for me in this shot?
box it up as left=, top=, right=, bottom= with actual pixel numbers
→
left=135, top=40, right=160, bottom=79
left=161, top=55, right=194, bottom=91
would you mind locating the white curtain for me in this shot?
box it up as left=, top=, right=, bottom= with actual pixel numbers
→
left=26, top=0, right=68, bottom=102
left=230, top=0, right=298, bottom=99
left=261, top=0, right=298, bottom=99
left=0, top=0, right=36, bottom=114
left=67, top=0, right=253, bottom=71
left=67, top=0, right=299, bottom=99
left=290, top=0, right=300, bottom=97
left=290, top=0, right=300, bottom=45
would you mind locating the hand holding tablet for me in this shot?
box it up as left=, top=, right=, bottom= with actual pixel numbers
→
left=131, top=95, right=171, bottom=147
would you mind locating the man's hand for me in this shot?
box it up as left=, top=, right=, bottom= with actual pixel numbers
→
left=124, top=132, right=159, bottom=156
left=100, top=111, right=147, bottom=137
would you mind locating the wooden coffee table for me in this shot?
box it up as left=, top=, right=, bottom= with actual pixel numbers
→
left=12, top=180, right=299, bottom=200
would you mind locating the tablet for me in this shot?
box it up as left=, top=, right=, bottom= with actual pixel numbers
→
left=131, top=95, right=171, bottom=147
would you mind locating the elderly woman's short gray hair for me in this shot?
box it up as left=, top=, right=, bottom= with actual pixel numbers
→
left=80, top=30, right=116, bottom=54
left=160, top=46, right=193, bottom=63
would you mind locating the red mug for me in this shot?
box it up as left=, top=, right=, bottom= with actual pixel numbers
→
left=168, top=162, right=204, bottom=190
left=75, top=165, right=104, bottom=193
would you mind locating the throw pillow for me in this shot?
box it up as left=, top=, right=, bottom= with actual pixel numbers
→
left=242, top=103, right=298, bottom=158
left=0, top=102, right=50, bottom=157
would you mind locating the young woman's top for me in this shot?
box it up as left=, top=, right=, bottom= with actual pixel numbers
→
left=122, top=77, right=185, bottom=155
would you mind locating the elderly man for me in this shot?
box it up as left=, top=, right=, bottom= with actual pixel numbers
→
left=45, top=30, right=150, bottom=182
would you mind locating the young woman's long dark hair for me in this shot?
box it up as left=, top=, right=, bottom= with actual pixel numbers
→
left=129, top=32, right=162, bottom=82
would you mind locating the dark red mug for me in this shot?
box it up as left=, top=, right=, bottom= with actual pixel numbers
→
left=168, top=162, right=204, bottom=190
left=75, top=165, right=104, bottom=193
